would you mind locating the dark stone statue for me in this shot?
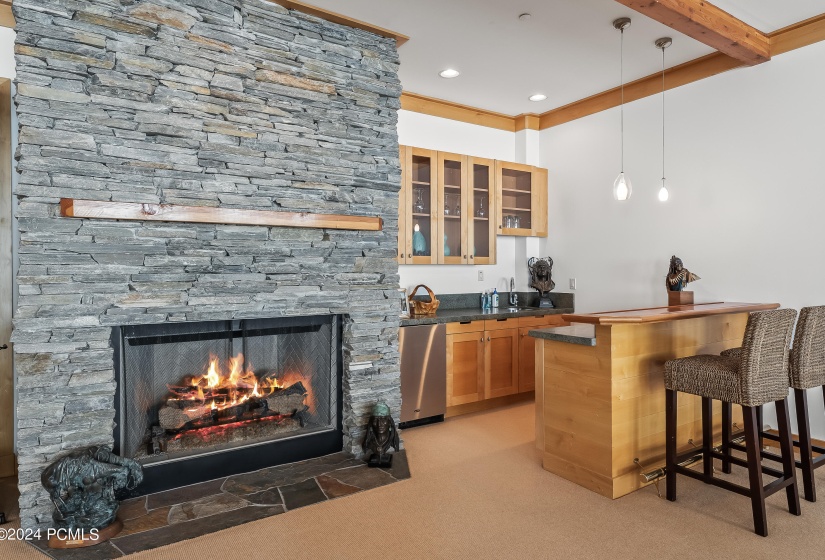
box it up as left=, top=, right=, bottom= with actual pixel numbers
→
left=363, top=402, right=400, bottom=468
left=41, top=446, right=143, bottom=531
left=666, top=255, right=701, bottom=291
left=528, top=257, right=556, bottom=308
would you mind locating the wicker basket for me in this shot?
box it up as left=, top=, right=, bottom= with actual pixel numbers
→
left=408, top=284, right=440, bottom=316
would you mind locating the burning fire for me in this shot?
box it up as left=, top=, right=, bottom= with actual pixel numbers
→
left=173, top=353, right=286, bottom=413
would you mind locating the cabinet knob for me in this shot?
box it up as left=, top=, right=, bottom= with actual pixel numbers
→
left=463, top=255, right=467, bottom=259
left=408, top=253, right=411, bottom=258
left=487, top=336, right=490, bottom=341
left=470, top=255, right=474, bottom=259
left=480, top=337, right=484, bottom=342
left=0, top=344, right=7, bottom=350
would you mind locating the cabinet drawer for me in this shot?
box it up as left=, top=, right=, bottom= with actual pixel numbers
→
left=446, top=320, right=485, bottom=334
left=518, top=315, right=567, bottom=328
left=484, top=317, right=519, bottom=331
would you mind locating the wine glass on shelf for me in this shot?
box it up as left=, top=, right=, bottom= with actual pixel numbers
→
left=444, top=193, right=451, bottom=216
left=453, top=194, right=461, bottom=216
left=476, top=196, right=486, bottom=218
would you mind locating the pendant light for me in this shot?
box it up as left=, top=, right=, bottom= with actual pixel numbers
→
left=612, top=18, right=632, bottom=201
left=656, top=37, right=672, bottom=202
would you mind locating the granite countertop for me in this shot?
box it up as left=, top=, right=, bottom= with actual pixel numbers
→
left=528, top=323, right=596, bottom=346
left=401, top=306, right=574, bottom=326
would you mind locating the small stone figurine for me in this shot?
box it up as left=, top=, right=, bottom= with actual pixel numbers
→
left=528, top=257, right=556, bottom=308
left=41, top=446, right=143, bottom=546
left=363, top=401, right=400, bottom=468
left=666, top=255, right=701, bottom=291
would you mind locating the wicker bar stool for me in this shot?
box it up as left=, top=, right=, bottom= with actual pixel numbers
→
left=722, top=306, right=825, bottom=502
left=664, top=309, right=800, bottom=537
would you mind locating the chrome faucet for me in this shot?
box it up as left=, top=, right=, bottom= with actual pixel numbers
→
left=509, top=277, right=518, bottom=306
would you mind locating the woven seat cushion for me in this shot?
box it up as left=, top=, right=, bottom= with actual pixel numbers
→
left=664, top=354, right=742, bottom=403
left=789, top=306, right=825, bottom=390
left=720, top=347, right=742, bottom=361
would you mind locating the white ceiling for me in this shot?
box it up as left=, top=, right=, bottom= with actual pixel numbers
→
left=302, top=0, right=825, bottom=115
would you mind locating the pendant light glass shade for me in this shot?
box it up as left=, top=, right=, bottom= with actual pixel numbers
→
left=658, top=180, right=669, bottom=202
left=614, top=172, right=632, bottom=201
left=613, top=18, right=631, bottom=201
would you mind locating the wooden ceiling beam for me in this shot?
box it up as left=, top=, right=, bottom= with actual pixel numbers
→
left=614, top=0, right=770, bottom=65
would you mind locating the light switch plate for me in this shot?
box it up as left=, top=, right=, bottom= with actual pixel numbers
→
left=478, top=271, right=484, bottom=281
left=569, top=278, right=576, bottom=290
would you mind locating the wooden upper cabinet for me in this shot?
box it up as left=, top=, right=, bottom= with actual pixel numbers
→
left=401, top=147, right=438, bottom=265
left=495, top=161, right=548, bottom=238
left=468, top=157, right=496, bottom=265
left=398, top=145, right=547, bottom=265
left=437, top=152, right=468, bottom=265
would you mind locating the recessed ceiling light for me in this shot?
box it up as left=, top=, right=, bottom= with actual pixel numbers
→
left=439, top=69, right=460, bottom=79
left=529, top=94, right=547, bottom=102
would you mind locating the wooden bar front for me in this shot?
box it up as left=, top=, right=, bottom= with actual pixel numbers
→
left=535, top=303, right=777, bottom=499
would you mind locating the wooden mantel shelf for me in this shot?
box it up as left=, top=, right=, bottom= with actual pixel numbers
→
left=59, top=199, right=383, bottom=231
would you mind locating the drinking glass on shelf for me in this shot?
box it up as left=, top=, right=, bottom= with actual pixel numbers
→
left=414, top=188, right=425, bottom=213
left=513, top=215, right=521, bottom=228
left=454, top=195, right=461, bottom=216
left=476, top=196, right=486, bottom=218
left=504, top=215, right=512, bottom=228
left=444, top=194, right=451, bottom=216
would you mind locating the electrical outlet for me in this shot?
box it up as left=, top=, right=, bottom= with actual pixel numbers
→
left=569, top=278, right=577, bottom=290
left=478, top=271, right=484, bottom=281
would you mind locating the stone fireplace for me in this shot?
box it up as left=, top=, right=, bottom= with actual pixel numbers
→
left=11, top=0, right=402, bottom=529
left=114, top=315, right=342, bottom=495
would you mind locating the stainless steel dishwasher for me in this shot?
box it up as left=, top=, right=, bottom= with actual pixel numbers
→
left=399, top=323, right=446, bottom=428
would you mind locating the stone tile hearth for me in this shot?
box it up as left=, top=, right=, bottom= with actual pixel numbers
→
left=28, top=451, right=410, bottom=559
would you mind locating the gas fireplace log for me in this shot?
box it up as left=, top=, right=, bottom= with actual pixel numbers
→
left=157, top=381, right=308, bottom=431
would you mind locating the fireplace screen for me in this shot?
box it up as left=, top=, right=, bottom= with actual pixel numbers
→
left=116, top=316, right=339, bottom=467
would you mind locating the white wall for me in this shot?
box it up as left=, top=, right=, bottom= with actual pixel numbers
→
left=540, top=41, right=825, bottom=435
left=397, top=110, right=521, bottom=294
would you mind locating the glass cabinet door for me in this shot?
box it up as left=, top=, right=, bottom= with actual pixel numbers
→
left=468, top=157, right=495, bottom=265
left=437, top=152, right=468, bottom=264
left=496, top=161, right=534, bottom=236
left=405, top=147, right=438, bottom=264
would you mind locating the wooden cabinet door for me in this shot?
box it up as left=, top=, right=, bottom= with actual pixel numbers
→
left=437, top=152, right=468, bottom=264
left=468, top=157, right=495, bottom=265
left=398, top=145, right=407, bottom=264
left=485, top=328, right=519, bottom=399
left=518, top=327, right=537, bottom=393
left=405, top=147, right=438, bottom=264
left=447, top=332, right=485, bottom=406
left=519, top=316, right=568, bottom=393
left=496, top=160, right=534, bottom=237
left=531, top=166, right=548, bottom=238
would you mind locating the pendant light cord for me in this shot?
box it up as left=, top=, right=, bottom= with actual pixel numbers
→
left=661, top=45, right=665, bottom=182
left=620, top=27, right=625, bottom=174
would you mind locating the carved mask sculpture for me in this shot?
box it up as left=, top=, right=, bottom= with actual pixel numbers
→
left=528, top=257, right=556, bottom=296
left=363, top=401, right=400, bottom=468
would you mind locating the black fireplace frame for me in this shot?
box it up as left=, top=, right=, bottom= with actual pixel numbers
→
left=112, top=315, right=344, bottom=497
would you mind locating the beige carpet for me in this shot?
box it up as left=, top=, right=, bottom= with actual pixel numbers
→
left=3, top=402, right=825, bottom=559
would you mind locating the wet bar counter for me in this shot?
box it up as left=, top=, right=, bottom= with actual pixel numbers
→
left=529, top=302, right=779, bottom=499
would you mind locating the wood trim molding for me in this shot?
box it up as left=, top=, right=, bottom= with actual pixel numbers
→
left=540, top=12, right=825, bottom=130
left=400, top=92, right=516, bottom=132
left=399, top=13, right=825, bottom=132
left=539, top=51, right=741, bottom=129
left=59, top=199, right=383, bottom=231
left=615, top=0, right=770, bottom=65
left=0, top=0, right=13, bottom=29
left=770, top=13, right=825, bottom=56
left=266, top=0, right=408, bottom=47
left=514, top=114, right=541, bottom=132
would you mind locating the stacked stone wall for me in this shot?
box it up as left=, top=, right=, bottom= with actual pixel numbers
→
left=11, top=0, right=401, bottom=528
